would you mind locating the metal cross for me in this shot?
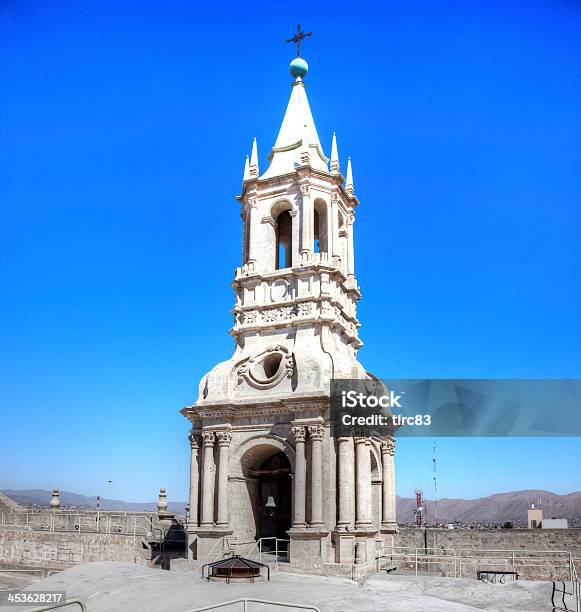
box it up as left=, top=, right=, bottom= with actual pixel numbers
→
left=285, top=24, right=313, bottom=58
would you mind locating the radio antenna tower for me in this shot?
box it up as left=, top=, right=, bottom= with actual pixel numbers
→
left=433, top=442, right=438, bottom=525
left=414, top=488, right=424, bottom=527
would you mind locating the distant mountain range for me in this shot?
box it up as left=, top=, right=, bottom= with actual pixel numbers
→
left=3, top=488, right=580, bottom=525
left=0, top=489, right=186, bottom=514
left=396, top=490, right=581, bottom=524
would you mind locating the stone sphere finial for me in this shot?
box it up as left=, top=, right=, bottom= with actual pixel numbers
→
left=290, top=57, right=308, bottom=79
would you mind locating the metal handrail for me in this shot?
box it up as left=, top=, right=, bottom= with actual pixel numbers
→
left=230, top=537, right=289, bottom=565
left=0, top=511, right=165, bottom=540
left=257, top=537, right=289, bottom=564
left=187, top=598, right=321, bottom=612
left=27, top=600, right=86, bottom=612
left=383, top=546, right=459, bottom=577
left=569, top=552, right=581, bottom=612
left=381, top=546, right=578, bottom=581
left=0, top=569, right=44, bottom=578
left=197, top=536, right=227, bottom=575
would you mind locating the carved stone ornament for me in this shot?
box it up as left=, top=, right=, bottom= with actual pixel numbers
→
left=270, top=279, right=289, bottom=302
left=216, top=431, right=233, bottom=446
left=297, top=301, right=313, bottom=316
left=291, top=426, right=306, bottom=443
left=202, top=431, right=215, bottom=445
left=381, top=438, right=396, bottom=455
left=188, top=433, right=200, bottom=449
left=308, top=424, right=325, bottom=441
left=237, top=345, right=294, bottom=390
left=243, top=310, right=259, bottom=324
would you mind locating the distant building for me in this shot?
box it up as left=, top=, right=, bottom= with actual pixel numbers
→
left=541, top=518, right=568, bottom=529
left=528, top=504, right=543, bottom=528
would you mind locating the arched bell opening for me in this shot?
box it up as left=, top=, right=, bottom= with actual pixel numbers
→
left=275, top=210, right=293, bottom=269
left=241, top=445, right=292, bottom=551
left=313, top=198, right=328, bottom=256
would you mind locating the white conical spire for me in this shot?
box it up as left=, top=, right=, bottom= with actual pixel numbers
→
left=242, top=155, right=250, bottom=182
left=261, top=76, right=328, bottom=179
left=330, top=132, right=340, bottom=174
left=345, top=157, right=354, bottom=194
left=249, top=138, right=259, bottom=178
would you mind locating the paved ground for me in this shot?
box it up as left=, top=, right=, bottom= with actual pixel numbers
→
left=0, top=562, right=573, bottom=611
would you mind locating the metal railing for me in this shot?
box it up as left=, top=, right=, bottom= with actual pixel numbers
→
left=187, top=598, right=321, bottom=612
left=0, top=568, right=45, bottom=581
left=196, top=536, right=228, bottom=574
left=384, top=546, right=458, bottom=577
left=0, top=511, right=164, bottom=540
left=456, top=548, right=575, bottom=580
left=232, top=538, right=289, bottom=565
left=568, top=552, right=581, bottom=612
left=28, top=600, right=87, bottom=612
left=382, top=546, right=579, bottom=583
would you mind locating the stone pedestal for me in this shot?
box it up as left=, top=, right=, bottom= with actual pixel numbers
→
left=192, top=527, right=233, bottom=561
left=354, top=527, right=380, bottom=563
left=332, top=531, right=356, bottom=564
left=288, top=527, right=329, bottom=568
left=379, top=528, right=397, bottom=550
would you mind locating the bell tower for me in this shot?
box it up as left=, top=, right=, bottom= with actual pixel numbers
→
left=230, top=56, right=365, bottom=395
left=181, top=54, right=397, bottom=571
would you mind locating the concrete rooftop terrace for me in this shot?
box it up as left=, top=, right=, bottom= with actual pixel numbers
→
left=0, top=562, right=573, bottom=612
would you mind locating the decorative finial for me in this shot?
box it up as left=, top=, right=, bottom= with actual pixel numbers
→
left=243, top=155, right=250, bottom=182
left=157, top=487, right=168, bottom=513
left=285, top=24, right=312, bottom=58
left=289, top=57, right=308, bottom=79
left=330, top=132, right=340, bottom=174
left=345, top=157, right=354, bottom=194
left=249, top=138, right=259, bottom=178
left=286, top=24, right=311, bottom=79
left=50, top=489, right=60, bottom=509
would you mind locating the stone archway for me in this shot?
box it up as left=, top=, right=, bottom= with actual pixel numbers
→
left=230, top=438, right=294, bottom=548
left=248, top=451, right=292, bottom=543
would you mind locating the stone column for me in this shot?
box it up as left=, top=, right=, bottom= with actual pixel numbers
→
left=200, top=431, right=216, bottom=527
left=381, top=438, right=397, bottom=528
left=355, top=437, right=373, bottom=529
left=291, top=426, right=307, bottom=527
left=241, top=209, right=247, bottom=265
left=331, top=192, right=340, bottom=265
left=188, top=433, right=200, bottom=527
left=300, top=182, right=312, bottom=262
left=246, top=196, right=258, bottom=272
left=336, top=436, right=354, bottom=529
left=346, top=211, right=355, bottom=279
left=215, top=431, right=232, bottom=527
left=308, top=424, right=325, bottom=528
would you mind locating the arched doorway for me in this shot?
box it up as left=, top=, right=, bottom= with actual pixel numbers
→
left=247, top=451, right=292, bottom=542
left=235, top=441, right=294, bottom=553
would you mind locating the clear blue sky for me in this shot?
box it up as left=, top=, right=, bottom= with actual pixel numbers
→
left=1, top=0, right=580, bottom=504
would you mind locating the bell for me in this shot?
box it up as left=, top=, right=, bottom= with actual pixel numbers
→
left=265, top=495, right=277, bottom=517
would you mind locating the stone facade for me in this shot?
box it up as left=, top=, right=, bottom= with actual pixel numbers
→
left=180, top=58, right=397, bottom=570
left=0, top=530, right=145, bottom=570
left=396, top=527, right=581, bottom=580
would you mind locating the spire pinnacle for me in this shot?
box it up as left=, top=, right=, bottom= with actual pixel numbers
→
left=242, top=155, right=250, bottom=182
left=261, top=66, right=328, bottom=179
left=330, top=132, right=340, bottom=175
left=345, top=157, right=354, bottom=194
left=249, top=138, right=259, bottom=178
